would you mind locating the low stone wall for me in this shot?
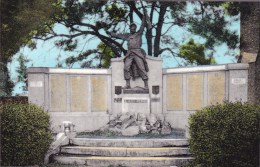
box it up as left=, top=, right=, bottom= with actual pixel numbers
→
left=27, top=68, right=111, bottom=132
left=27, top=63, right=249, bottom=133
left=163, top=63, right=249, bottom=129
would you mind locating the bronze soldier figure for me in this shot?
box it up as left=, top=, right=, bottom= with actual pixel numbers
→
left=107, top=11, right=150, bottom=89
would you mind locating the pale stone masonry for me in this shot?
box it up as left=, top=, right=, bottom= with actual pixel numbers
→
left=27, top=60, right=249, bottom=133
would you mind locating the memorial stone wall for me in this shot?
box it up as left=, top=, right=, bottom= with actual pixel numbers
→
left=27, top=61, right=249, bottom=133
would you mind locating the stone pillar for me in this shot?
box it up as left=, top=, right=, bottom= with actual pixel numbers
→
left=111, top=56, right=163, bottom=115
left=227, top=64, right=249, bottom=102
left=27, top=67, right=48, bottom=109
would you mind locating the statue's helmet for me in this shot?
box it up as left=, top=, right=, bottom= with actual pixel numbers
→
left=130, top=23, right=137, bottom=29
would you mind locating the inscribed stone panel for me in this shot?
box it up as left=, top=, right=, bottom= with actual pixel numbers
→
left=122, top=96, right=150, bottom=114
left=187, top=74, right=203, bottom=110
left=50, top=75, right=66, bottom=112
left=208, top=72, right=225, bottom=105
left=70, top=76, right=88, bottom=112
left=166, top=75, right=183, bottom=111
left=91, top=76, right=107, bottom=112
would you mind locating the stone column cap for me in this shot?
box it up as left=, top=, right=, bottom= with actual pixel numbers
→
left=27, top=67, right=111, bottom=74
left=163, top=63, right=249, bottom=74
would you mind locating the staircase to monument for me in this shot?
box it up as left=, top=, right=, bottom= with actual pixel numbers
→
left=52, top=138, right=193, bottom=167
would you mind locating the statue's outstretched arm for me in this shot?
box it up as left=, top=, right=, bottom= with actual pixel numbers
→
left=137, top=8, right=151, bottom=34
left=137, top=16, right=146, bottom=35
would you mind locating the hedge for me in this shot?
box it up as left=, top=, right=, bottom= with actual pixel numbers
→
left=0, top=102, right=52, bottom=166
left=188, top=102, right=259, bottom=167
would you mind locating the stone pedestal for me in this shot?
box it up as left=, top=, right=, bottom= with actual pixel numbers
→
left=111, top=56, right=163, bottom=114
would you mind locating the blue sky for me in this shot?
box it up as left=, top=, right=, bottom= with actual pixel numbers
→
left=8, top=2, right=240, bottom=95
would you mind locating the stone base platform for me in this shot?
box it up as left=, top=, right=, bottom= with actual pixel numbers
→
left=60, top=146, right=190, bottom=157
left=52, top=138, right=193, bottom=167
left=53, top=156, right=193, bottom=167
left=71, top=138, right=188, bottom=147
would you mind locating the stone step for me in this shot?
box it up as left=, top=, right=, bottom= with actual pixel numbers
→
left=61, top=146, right=191, bottom=157
left=71, top=138, right=188, bottom=148
left=53, top=155, right=193, bottom=167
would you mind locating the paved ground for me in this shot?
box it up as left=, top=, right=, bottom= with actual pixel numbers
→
left=45, top=165, right=80, bottom=167
left=44, top=164, right=126, bottom=167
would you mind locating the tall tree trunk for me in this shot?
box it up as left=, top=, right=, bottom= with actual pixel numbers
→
left=256, top=48, right=260, bottom=105
left=154, top=2, right=168, bottom=57
left=255, top=3, right=260, bottom=105
left=0, top=19, right=3, bottom=96
left=240, top=2, right=260, bottom=54
left=240, top=2, right=260, bottom=105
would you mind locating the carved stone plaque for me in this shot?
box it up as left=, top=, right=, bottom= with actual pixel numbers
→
left=151, top=97, right=160, bottom=102
left=122, top=96, right=150, bottom=113
left=115, top=86, right=122, bottom=95
left=152, top=85, right=159, bottom=95
left=231, top=78, right=246, bottom=85
left=124, top=99, right=148, bottom=103
left=114, top=98, right=122, bottom=103
left=29, top=81, right=43, bottom=88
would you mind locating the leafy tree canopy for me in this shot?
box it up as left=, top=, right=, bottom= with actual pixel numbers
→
left=16, top=54, right=30, bottom=91
left=31, top=0, right=240, bottom=68
left=0, top=0, right=59, bottom=63
left=179, top=38, right=216, bottom=65
left=0, top=0, right=59, bottom=95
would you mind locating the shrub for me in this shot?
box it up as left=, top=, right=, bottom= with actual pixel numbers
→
left=0, top=102, right=52, bottom=166
left=189, top=102, right=259, bottom=167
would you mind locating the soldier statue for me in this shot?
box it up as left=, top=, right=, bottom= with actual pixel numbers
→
left=107, top=8, right=151, bottom=89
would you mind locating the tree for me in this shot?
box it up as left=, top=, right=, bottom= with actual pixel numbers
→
left=188, top=2, right=239, bottom=51
left=33, top=1, right=240, bottom=68
left=0, top=0, right=59, bottom=63
left=0, top=0, right=58, bottom=95
left=256, top=50, right=260, bottom=105
left=16, top=54, right=30, bottom=92
left=179, top=38, right=216, bottom=65
left=0, top=63, right=14, bottom=96
left=240, top=2, right=260, bottom=105
left=240, top=2, right=260, bottom=54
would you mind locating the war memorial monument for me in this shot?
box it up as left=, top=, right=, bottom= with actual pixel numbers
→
left=27, top=6, right=250, bottom=167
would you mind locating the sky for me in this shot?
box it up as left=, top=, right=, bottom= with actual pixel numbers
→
left=8, top=2, right=240, bottom=95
